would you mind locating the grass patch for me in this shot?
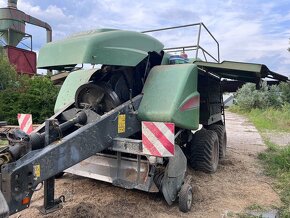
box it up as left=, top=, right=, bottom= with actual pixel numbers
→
left=229, top=104, right=290, bottom=132
left=258, top=140, right=290, bottom=217
left=245, top=204, right=266, bottom=211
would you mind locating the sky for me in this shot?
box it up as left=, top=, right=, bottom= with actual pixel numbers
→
left=0, top=0, right=289, bottom=77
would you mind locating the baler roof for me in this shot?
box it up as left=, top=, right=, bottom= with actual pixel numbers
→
left=194, top=61, right=289, bottom=82
left=37, top=29, right=164, bottom=70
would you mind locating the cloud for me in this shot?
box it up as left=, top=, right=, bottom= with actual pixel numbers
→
left=0, top=0, right=289, bottom=77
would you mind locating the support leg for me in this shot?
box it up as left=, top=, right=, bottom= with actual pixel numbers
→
left=39, top=119, right=64, bottom=214
left=39, top=177, right=63, bottom=214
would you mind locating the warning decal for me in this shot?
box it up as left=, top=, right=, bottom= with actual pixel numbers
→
left=33, top=164, right=41, bottom=179
left=118, top=114, right=126, bottom=133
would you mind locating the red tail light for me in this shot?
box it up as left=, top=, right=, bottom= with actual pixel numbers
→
left=180, top=95, right=200, bottom=112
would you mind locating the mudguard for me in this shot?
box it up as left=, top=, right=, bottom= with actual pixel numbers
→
left=162, top=145, right=187, bottom=205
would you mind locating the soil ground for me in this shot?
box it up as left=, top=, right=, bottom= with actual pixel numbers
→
left=12, top=112, right=281, bottom=218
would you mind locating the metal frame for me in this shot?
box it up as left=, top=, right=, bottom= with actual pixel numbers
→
left=0, top=28, right=33, bottom=50
left=0, top=122, right=7, bottom=127
left=1, top=95, right=142, bottom=214
left=142, top=23, right=220, bottom=63
left=39, top=119, right=63, bottom=214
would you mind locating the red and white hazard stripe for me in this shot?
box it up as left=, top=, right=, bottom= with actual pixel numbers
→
left=142, top=121, right=175, bottom=157
left=17, top=114, right=33, bottom=134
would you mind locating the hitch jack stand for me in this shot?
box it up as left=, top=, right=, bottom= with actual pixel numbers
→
left=39, top=119, right=64, bottom=214
left=39, top=177, right=63, bottom=214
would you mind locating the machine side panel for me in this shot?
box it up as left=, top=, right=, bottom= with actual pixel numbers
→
left=138, top=64, right=199, bottom=130
left=54, top=69, right=97, bottom=113
left=198, top=72, right=222, bottom=125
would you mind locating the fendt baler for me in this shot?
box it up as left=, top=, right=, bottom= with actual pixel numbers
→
left=0, top=23, right=288, bottom=216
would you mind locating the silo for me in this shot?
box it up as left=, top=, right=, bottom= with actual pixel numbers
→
left=0, top=0, right=52, bottom=75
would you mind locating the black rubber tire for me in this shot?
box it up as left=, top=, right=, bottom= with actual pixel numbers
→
left=189, top=128, right=219, bottom=173
left=179, top=183, right=193, bottom=213
left=206, top=124, right=227, bottom=159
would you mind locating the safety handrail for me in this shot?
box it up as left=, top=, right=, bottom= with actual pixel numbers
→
left=142, top=22, right=220, bottom=63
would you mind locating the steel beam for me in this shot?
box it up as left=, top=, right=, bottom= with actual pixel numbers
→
left=1, top=95, right=142, bottom=215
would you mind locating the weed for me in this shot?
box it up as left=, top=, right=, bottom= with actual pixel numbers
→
left=245, top=204, right=265, bottom=211
left=229, top=104, right=290, bottom=133
left=258, top=140, right=290, bottom=217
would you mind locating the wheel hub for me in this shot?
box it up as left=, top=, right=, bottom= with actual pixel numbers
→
left=75, top=83, right=121, bottom=115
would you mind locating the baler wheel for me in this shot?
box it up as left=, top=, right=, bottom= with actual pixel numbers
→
left=153, top=169, right=164, bottom=190
left=179, top=183, right=193, bottom=213
left=206, top=124, right=227, bottom=159
left=189, top=128, right=219, bottom=173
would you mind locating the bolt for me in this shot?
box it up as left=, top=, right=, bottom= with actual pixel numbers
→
left=28, top=183, right=33, bottom=189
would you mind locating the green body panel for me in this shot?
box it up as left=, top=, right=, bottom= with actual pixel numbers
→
left=54, top=69, right=97, bottom=113
left=138, top=64, right=199, bottom=130
left=38, top=29, right=164, bottom=69
left=194, top=61, right=289, bottom=82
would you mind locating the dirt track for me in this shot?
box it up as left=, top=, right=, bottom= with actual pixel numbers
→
left=12, top=112, right=281, bottom=218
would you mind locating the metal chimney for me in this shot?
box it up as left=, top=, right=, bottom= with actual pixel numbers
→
left=7, top=0, right=17, bottom=9
left=0, top=0, right=52, bottom=47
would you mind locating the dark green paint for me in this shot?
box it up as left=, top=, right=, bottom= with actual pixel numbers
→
left=138, top=64, right=199, bottom=130
left=38, top=29, right=164, bottom=69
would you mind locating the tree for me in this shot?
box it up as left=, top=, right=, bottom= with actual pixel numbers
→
left=0, top=56, right=59, bottom=124
left=234, top=82, right=290, bottom=111
left=0, top=76, right=59, bottom=124
left=279, top=82, right=290, bottom=103
left=0, top=53, right=17, bottom=90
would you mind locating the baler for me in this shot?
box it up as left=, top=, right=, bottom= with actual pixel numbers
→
left=0, top=23, right=288, bottom=216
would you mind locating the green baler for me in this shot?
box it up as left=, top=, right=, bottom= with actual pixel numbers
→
left=138, top=64, right=200, bottom=129
left=0, top=23, right=288, bottom=216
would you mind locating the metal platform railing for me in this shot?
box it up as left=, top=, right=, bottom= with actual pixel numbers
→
left=0, top=29, right=33, bottom=51
left=142, top=22, right=220, bottom=63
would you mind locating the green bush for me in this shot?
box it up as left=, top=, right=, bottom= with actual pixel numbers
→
left=0, top=74, right=59, bottom=124
left=279, top=82, right=290, bottom=104
left=0, top=54, right=17, bottom=89
left=234, top=82, right=287, bottom=111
